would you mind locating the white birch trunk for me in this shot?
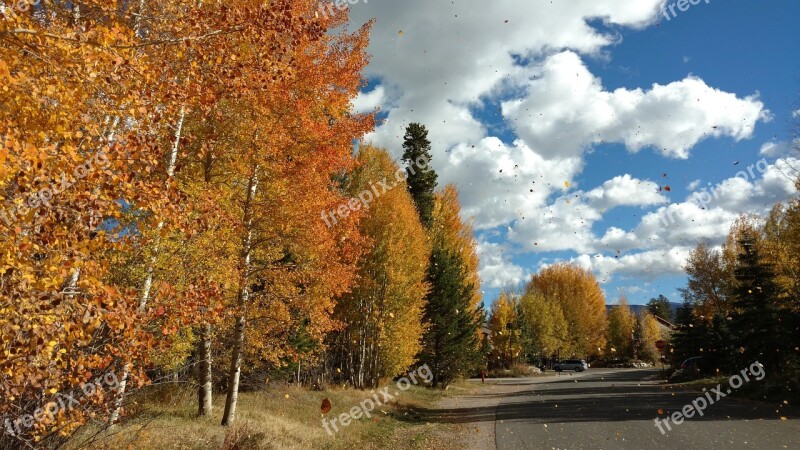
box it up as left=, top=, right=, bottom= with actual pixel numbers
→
left=197, top=322, right=213, bottom=416
left=221, top=167, right=259, bottom=426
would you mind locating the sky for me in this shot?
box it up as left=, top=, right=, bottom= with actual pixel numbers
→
left=343, top=0, right=800, bottom=306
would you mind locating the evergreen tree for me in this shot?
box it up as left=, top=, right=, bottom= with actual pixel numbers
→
left=731, top=235, right=786, bottom=373
left=419, top=247, right=480, bottom=387
left=402, top=123, right=438, bottom=228
left=647, top=295, right=673, bottom=321
left=672, top=300, right=700, bottom=368
left=707, top=313, right=736, bottom=373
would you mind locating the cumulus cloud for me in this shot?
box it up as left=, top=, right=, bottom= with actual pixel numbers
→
left=584, top=174, right=666, bottom=210
left=351, top=86, right=387, bottom=113
left=600, top=157, right=798, bottom=253
left=760, top=139, right=797, bottom=158
left=572, top=247, right=694, bottom=283
left=477, top=241, right=528, bottom=289
left=438, top=137, right=583, bottom=230
left=502, top=51, right=769, bottom=160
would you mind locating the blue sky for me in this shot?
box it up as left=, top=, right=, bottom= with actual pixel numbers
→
left=346, top=0, right=800, bottom=306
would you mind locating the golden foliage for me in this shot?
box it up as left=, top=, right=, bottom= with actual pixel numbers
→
left=528, top=262, right=607, bottom=356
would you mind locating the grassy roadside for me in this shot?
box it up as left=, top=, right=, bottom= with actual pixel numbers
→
left=64, top=381, right=478, bottom=450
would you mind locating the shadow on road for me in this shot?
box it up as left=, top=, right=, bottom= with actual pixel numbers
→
left=397, top=370, right=797, bottom=425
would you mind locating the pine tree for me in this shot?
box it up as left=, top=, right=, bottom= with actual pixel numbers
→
left=732, top=235, right=786, bottom=373
left=647, top=295, right=673, bottom=321
left=419, top=247, right=480, bottom=387
left=672, top=300, right=698, bottom=367
left=402, top=123, right=438, bottom=228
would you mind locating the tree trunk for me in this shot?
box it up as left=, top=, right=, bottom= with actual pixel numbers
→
left=197, top=322, right=213, bottom=416
left=196, top=139, right=215, bottom=417
left=221, top=167, right=259, bottom=426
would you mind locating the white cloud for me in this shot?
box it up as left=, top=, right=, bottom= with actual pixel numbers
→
left=599, top=157, right=798, bottom=253
left=584, top=174, right=666, bottom=210
left=760, top=139, right=796, bottom=158
left=687, top=179, right=702, bottom=191
left=351, top=86, right=387, bottom=113
left=572, top=247, right=694, bottom=283
left=793, top=109, right=800, bottom=118
left=476, top=241, right=527, bottom=289
left=502, top=51, right=769, bottom=160
left=508, top=194, right=602, bottom=253
left=438, top=137, right=584, bottom=230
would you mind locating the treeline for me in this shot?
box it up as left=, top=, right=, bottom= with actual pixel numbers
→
left=0, top=2, right=482, bottom=448
left=672, top=200, right=800, bottom=379
left=487, top=265, right=675, bottom=370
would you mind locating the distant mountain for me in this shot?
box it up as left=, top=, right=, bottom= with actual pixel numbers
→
left=606, top=302, right=682, bottom=320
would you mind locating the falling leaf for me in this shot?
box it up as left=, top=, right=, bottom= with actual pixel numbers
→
left=564, top=181, right=570, bottom=188
left=657, top=408, right=665, bottom=415
left=321, top=398, right=332, bottom=414
left=285, top=394, right=290, bottom=399
left=663, top=186, right=671, bottom=192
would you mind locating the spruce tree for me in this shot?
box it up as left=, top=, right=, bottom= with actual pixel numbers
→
left=672, top=300, right=698, bottom=367
left=732, top=236, right=786, bottom=373
left=647, top=295, right=673, bottom=321
left=419, top=247, right=480, bottom=387
left=402, top=123, right=438, bottom=228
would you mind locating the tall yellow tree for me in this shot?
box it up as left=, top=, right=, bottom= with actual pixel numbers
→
left=764, top=203, right=800, bottom=309
left=528, top=263, right=607, bottom=357
left=330, top=145, right=430, bottom=388
left=638, top=313, right=664, bottom=363
left=488, top=292, right=522, bottom=369
left=518, top=289, right=570, bottom=359
left=606, top=296, right=636, bottom=358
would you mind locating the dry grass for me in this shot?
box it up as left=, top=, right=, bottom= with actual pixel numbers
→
left=64, top=381, right=474, bottom=450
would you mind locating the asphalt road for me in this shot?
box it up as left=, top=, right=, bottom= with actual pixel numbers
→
left=422, top=368, right=800, bottom=449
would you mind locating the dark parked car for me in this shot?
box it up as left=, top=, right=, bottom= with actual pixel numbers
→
left=669, top=356, right=707, bottom=381
left=680, top=356, right=705, bottom=373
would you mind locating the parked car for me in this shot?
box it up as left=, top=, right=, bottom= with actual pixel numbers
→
left=554, top=359, right=589, bottom=372
left=669, top=356, right=707, bottom=381
left=680, top=356, right=705, bottom=374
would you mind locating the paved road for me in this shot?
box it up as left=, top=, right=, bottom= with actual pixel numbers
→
left=422, top=369, right=800, bottom=449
